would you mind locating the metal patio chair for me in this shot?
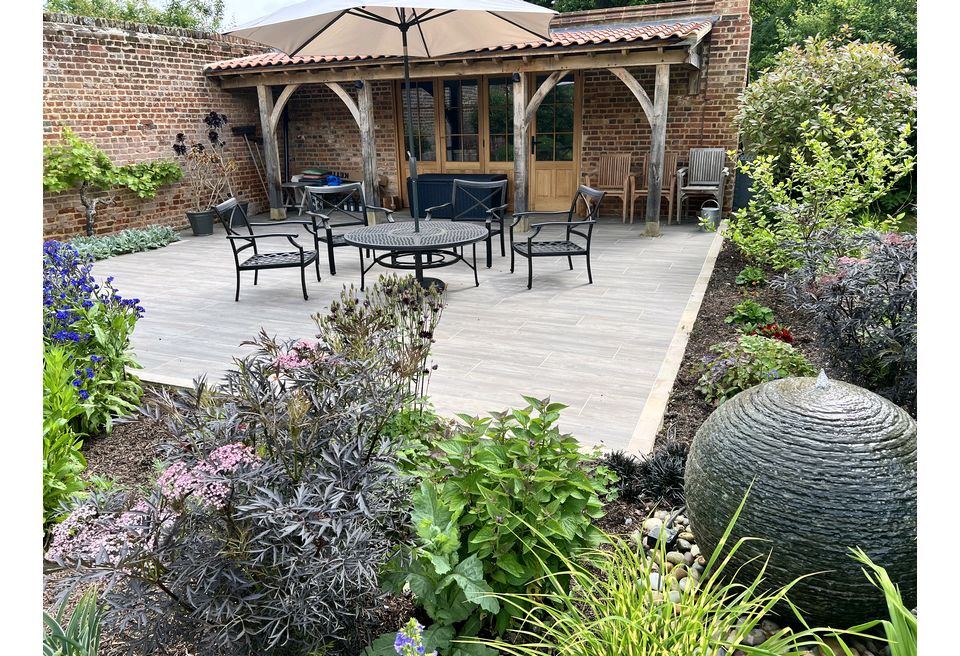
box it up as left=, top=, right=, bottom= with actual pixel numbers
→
left=583, top=154, right=634, bottom=223
left=299, top=182, right=395, bottom=275
left=676, top=148, right=729, bottom=224
left=424, top=178, right=509, bottom=268
left=214, top=197, right=318, bottom=302
left=510, top=185, right=605, bottom=289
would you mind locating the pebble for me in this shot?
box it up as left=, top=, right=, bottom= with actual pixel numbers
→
left=648, top=573, right=663, bottom=591
left=677, top=538, right=692, bottom=551
left=760, top=619, right=780, bottom=635
left=654, top=510, right=670, bottom=520
left=696, top=555, right=707, bottom=567
left=690, top=544, right=701, bottom=557
left=673, top=566, right=688, bottom=580
left=683, top=551, right=695, bottom=566
left=679, top=577, right=693, bottom=592
left=742, top=628, right=767, bottom=647
left=624, top=517, right=633, bottom=527
left=679, top=531, right=696, bottom=541
left=666, top=551, right=686, bottom=565
left=668, top=590, right=681, bottom=603
left=643, top=517, right=663, bottom=532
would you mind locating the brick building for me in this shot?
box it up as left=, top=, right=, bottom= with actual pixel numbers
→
left=42, top=0, right=751, bottom=239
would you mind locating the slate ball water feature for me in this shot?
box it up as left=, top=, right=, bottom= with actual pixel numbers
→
left=684, top=372, right=917, bottom=627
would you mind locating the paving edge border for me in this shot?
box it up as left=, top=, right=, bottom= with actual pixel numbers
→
left=625, top=223, right=727, bottom=455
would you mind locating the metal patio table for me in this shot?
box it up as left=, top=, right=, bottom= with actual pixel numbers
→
left=343, top=221, right=487, bottom=291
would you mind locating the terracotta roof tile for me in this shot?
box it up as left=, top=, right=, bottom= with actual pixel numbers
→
left=205, top=19, right=711, bottom=72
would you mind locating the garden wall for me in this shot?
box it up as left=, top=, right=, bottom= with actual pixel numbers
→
left=42, top=13, right=271, bottom=240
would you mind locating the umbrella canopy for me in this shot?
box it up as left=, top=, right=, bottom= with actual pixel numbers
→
left=227, top=0, right=556, bottom=58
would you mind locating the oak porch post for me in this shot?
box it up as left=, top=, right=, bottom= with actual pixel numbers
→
left=256, top=85, right=286, bottom=219
left=512, top=72, right=529, bottom=218
left=644, top=64, right=670, bottom=237
left=356, top=80, right=380, bottom=211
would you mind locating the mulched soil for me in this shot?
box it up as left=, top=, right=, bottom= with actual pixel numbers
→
left=653, top=239, right=844, bottom=449
left=80, top=415, right=172, bottom=489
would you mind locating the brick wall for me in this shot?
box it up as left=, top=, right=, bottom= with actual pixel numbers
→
left=42, top=14, right=271, bottom=240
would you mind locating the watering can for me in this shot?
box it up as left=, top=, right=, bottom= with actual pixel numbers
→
left=699, top=200, right=721, bottom=228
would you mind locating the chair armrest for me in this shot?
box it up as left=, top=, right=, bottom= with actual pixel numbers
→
left=511, top=210, right=568, bottom=228
left=367, top=205, right=396, bottom=223
left=227, top=232, right=301, bottom=240
left=676, top=167, right=688, bottom=188
left=528, top=219, right=596, bottom=240
left=485, top=204, right=509, bottom=223
left=424, top=202, right=451, bottom=220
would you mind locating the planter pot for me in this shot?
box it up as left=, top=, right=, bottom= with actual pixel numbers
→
left=186, top=209, right=216, bottom=236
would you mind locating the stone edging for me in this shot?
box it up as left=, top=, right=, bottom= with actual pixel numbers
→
left=625, top=222, right=726, bottom=455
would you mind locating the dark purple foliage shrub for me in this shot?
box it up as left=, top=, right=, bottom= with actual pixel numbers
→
left=776, top=230, right=917, bottom=414
left=45, top=276, right=445, bottom=655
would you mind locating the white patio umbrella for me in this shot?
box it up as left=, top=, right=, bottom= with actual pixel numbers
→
left=227, top=0, right=556, bottom=231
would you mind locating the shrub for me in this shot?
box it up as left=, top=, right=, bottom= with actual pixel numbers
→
left=736, top=36, right=916, bottom=168
left=43, top=588, right=103, bottom=656
left=600, top=440, right=689, bottom=507
left=724, top=299, right=775, bottom=333
left=43, top=345, right=89, bottom=529
left=379, top=398, right=614, bottom=649
left=697, top=335, right=816, bottom=405
left=468, top=497, right=847, bottom=656
left=43, top=241, right=143, bottom=435
left=735, top=266, right=767, bottom=288
left=46, top=276, right=444, bottom=656
left=70, top=225, right=181, bottom=261
left=728, top=110, right=914, bottom=270
left=750, top=323, right=794, bottom=344
left=776, top=230, right=916, bottom=414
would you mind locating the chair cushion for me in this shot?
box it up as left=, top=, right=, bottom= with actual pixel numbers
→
left=514, top=240, right=585, bottom=256
left=240, top=250, right=317, bottom=269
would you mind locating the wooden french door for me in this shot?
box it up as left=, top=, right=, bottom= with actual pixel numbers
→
left=397, top=75, right=517, bottom=209
left=530, top=72, right=580, bottom=211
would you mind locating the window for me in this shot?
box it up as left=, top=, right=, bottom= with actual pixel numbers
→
left=443, top=79, right=479, bottom=162
left=535, top=74, right=575, bottom=162
left=401, top=81, right=437, bottom=161
left=487, top=77, right=514, bottom=162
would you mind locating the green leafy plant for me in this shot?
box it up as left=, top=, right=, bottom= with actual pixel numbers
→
left=44, top=0, right=226, bottom=30
left=69, top=225, right=181, bottom=261
left=382, top=397, right=614, bottom=646
left=728, top=110, right=913, bottom=269
left=43, top=345, right=89, bottom=528
left=847, top=548, right=917, bottom=656
left=735, top=266, right=767, bottom=288
left=43, top=588, right=103, bottom=656
left=697, top=335, right=817, bottom=405
left=725, top=299, right=776, bottom=333
left=44, top=128, right=182, bottom=235
left=465, top=495, right=851, bottom=656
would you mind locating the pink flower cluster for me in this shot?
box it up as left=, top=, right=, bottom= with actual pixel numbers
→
left=45, top=500, right=172, bottom=567
left=882, top=232, right=907, bottom=246
left=274, top=339, right=323, bottom=371
left=157, top=443, right=261, bottom=509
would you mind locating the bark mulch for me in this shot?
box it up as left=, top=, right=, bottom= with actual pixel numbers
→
left=653, top=239, right=842, bottom=449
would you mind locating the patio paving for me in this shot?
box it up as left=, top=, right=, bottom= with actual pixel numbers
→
left=97, top=216, right=716, bottom=452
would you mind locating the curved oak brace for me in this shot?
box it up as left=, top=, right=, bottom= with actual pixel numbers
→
left=524, top=70, right=563, bottom=126
left=269, top=84, right=301, bottom=134
left=608, top=67, right=654, bottom=126
left=324, top=82, right=361, bottom=127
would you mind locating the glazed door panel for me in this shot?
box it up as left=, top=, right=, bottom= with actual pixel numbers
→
left=530, top=73, right=579, bottom=211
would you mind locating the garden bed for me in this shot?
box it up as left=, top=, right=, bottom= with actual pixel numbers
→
left=653, top=239, right=844, bottom=449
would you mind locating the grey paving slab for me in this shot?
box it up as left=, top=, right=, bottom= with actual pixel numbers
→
left=96, top=216, right=715, bottom=451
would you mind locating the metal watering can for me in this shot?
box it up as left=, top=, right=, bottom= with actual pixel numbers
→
left=699, top=199, right=721, bottom=228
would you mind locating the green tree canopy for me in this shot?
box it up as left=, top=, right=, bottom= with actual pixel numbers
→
left=750, top=0, right=916, bottom=79
left=44, top=0, right=225, bottom=31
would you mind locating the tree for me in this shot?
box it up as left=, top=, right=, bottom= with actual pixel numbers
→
left=43, top=128, right=182, bottom=235
left=44, top=0, right=225, bottom=31
left=749, top=0, right=916, bottom=80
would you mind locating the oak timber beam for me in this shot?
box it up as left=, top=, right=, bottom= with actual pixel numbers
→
left=512, top=73, right=530, bottom=218
left=213, top=48, right=690, bottom=89
left=256, top=84, right=286, bottom=219
left=269, top=84, right=300, bottom=134
left=644, top=64, right=670, bottom=237
left=524, top=71, right=563, bottom=126
left=356, top=80, right=379, bottom=210
left=324, top=82, right=361, bottom=127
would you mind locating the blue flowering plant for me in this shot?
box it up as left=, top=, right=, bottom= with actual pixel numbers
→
left=697, top=334, right=816, bottom=405
left=394, top=619, right=437, bottom=656
left=43, top=240, right=144, bottom=435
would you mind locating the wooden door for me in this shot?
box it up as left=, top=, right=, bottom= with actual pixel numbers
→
left=530, top=73, right=579, bottom=211
left=484, top=76, right=515, bottom=208
left=397, top=80, right=441, bottom=207
left=439, top=78, right=482, bottom=174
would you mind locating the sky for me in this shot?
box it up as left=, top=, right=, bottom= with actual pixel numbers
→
left=222, top=0, right=290, bottom=27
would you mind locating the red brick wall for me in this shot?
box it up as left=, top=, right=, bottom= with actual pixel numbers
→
left=42, top=13, right=272, bottom=240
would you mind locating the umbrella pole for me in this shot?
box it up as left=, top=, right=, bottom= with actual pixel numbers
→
left=401, top=27, right=421, bottom=232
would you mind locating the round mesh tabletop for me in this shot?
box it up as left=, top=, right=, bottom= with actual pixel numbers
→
left=343, top=221, right=487, bottom=252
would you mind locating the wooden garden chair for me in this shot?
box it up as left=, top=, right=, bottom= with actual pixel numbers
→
left=628, top=152, right=679, bottom=224
left=582, top=154, right=634, bottom=223
left=676, top=148, right=729, bottom=224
